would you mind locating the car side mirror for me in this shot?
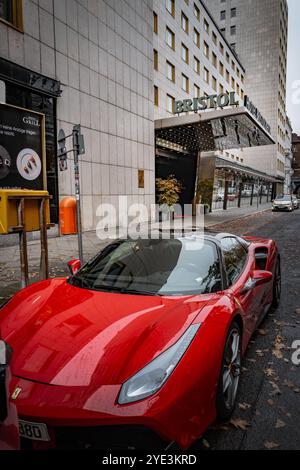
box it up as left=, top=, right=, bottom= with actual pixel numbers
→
left=0, top=341, right=11, bottom=422
left=240, top=270, right=273, bottom=295
left=67, top=259, right=81, bottom=275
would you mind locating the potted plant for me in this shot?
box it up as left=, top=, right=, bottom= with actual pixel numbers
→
left=156, top=175, right=182, bottom=221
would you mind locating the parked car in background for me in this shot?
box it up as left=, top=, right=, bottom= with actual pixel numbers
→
left=292, top=195, right=299, bottom=209
left=0, top=339, right=20, bottom=450
left=272, top=195, right=293, bottom=212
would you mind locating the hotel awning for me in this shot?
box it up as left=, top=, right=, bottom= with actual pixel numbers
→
left=155, top=107, right=275, bottom=153
left=215, top=156, right=280, bottom=183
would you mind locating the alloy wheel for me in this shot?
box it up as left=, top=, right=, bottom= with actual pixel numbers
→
left=222, top=329, right=241, bottom=410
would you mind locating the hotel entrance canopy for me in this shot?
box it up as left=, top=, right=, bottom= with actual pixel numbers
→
left=155, top=107, right=275, bottom=153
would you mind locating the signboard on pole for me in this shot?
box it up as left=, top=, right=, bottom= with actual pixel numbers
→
left=0, top=103, right=46, bottom=190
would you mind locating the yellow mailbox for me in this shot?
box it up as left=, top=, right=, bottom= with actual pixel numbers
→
left=0, top=189, right=51, bottom=234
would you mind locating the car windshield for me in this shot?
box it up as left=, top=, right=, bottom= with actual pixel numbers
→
left=275, top=196, right=291, bottom=201
left=68, top=238, right=222, bottom=296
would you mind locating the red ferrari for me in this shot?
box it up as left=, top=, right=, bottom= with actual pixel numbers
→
left=0, top=233, right=281, bottom=450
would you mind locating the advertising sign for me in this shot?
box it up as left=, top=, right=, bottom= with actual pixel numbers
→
left=0, top=103, right=46, bottom=190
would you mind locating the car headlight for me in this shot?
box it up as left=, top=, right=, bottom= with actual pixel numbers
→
left=118, top=323, right=201, bottom=405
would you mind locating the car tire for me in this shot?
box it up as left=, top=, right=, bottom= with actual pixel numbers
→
left=272, top=258, right=281, bottom=308
left=216, top=321, right=242, bottom=421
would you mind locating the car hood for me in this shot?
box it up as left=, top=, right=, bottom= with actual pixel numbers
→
left=0, top=279, right=215, bottom=388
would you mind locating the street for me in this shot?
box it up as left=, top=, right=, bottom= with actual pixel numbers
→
left=192, top=209, right=300, bottom=450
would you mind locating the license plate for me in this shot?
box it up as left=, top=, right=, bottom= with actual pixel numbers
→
left=19, top=419, right=50, bottom=441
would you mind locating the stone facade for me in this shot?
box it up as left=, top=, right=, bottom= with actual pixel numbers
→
left=0, top=0, right=155, bottom=230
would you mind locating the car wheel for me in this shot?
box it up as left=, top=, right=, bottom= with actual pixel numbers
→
left=216, top=322, right=242, bottom=421
left=272, top=258, right=281, bottom=308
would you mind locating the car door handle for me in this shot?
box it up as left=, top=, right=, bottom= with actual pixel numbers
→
left=240, top=278, right=256, bottom=296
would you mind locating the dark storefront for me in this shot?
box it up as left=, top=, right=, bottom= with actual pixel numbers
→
left=0, top=58, right=61, bottom=222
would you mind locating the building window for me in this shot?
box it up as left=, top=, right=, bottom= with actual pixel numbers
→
left=194, top=3, right=200, bottom=20
left=194, top=56, right=200, bottom=74
left=153, top=11, right=158, bottom=34
left=204, top=18, right=209, bottom=34
left=226, top=52, right=230, bottom=63
left=212, top=31, right=217, bottom=45
left=231, top=60, right=236, bottom=71
left=166, top=61, right=175, bottom=82
left=166, top=94, right=175, bottom=113
left=153, top=49, right=158, bottom=71
left=236, top=83, right=240, bottom=95
left=226, top=69, right=230, bottom=83
left=181, top=11, right=189, bottom=33
left=219, top=83, right=224, bottom=94
left=181, top=43, right=189, bottom=63
left=231, top=77, right=235, bottom=89
left=204, top=67, right=209, bottom=84
left=154, top=86, right=159, bottom=106
left=212, top=52, right=217, bottom=67
left=0, top=0, right=23, bottom=30
left=237, top=68, right=240, bottom=78
left=166, top=27, right=175, bottom=50
left=231, top=25, right=236, bottom=35
left=241, top=74, right=244, bottom=84
left=194, top=84, right=200, bottom=97
left=212, top=76, right=217, bottom=91
left=219, top=42, right=224, bottom=55
left=241, top=89, right=244, bottom=99
left=231, top=7, right=237, bottom=18
left=194, top=28, right=200, bottom=47
left=166, top=0, right=175, bottom=17
left=220, top=10, right=226, bottom=20
left=219, top=61, right=224, bottom=76
left=204, top=41, right=209, bottom=59
left=182, top=74, right=189, bottom=93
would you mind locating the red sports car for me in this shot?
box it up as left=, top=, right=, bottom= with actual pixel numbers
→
left=0, top=233, right=281, bottom=450
left=0, top=339, right=20, bottom=450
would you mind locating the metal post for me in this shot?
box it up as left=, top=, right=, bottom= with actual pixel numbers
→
left=259, top=184, right=263, bottom=204
left=17, top=198, right=29, bottom=288
left=39, top=198, right=49, bottom=280
left=73, top=127, right=84, bottom=263
left=238, top=182, right=243, bottom=208
left=223, top=180, right=229, bottom=211
left=250, top=183, right=254, bottom=206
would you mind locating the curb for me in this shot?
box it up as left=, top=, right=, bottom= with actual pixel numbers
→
left=205, top=207, right=272, bottom=228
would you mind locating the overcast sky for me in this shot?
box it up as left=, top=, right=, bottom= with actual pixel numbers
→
left=287, top=0, right=300, bottom=134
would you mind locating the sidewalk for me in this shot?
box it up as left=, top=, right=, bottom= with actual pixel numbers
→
left=0, top=202, right=272, bottom=299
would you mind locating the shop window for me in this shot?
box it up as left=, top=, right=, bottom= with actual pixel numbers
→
left=0, top=0, right=23, bottom=30
left=153, top=11, right=158, bottom=34
left=166, top=94, right=175, bottom=113
left=153, top=49, right=158, bottom=71
left=182, top=74, right=189, bottom=93
left=166, top=0, right=175, bottom=18
left=154, top=86, right=159, bottom=106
